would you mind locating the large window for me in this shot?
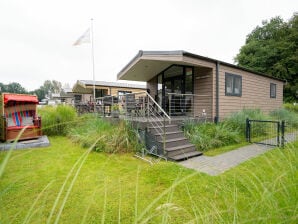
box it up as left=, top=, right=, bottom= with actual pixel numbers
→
left=185, top=67, right=193, bottom=94
left=156, top=65, right=194, bottom=112
left=95, top=89, right=108, bottom=98
left=118, top=90, right=132, bottom=103
left=225, top=73, right=242, bottom=96
left=118, top=90, right=132, bottom=97
left=270, top=83, right=276, bottom=98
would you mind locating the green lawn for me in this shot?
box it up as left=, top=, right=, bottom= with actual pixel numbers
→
left=0, top=137, right=297, bottom=223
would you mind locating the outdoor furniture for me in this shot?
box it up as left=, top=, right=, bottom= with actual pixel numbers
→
left=103, top=95, right=118, bottom=116
left=0, top=93, right=42, bottom=142
left=125, top=94, right=136, bottom=115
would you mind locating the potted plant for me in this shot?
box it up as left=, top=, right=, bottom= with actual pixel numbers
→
left=111, top=104, right=120, bottom=118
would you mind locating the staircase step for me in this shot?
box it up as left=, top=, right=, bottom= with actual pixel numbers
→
left=148, top=125, right=179, bottom=133
left=146, top=122, right=202, bottom=161
left=162, top=137, right=189, bottom=148
left=166, top=143, right=195, bottom=152
left=155, top=131, right=184, bottom=141
left=168, top=151, right=203, bottom=161
left=166, top=144, right=197, bottom=157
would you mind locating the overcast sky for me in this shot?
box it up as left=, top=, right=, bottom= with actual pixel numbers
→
left=0, top=0, right=297, bottom=91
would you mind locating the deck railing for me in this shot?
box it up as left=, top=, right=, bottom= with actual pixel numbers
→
left=122, top=91, right=171, bottom=155
left=90, top=92, right=171, bottom=156
left=166, top=93, right=212, bottom=121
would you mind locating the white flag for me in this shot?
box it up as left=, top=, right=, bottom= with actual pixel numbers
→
left=73, top=28, right=90, bottom=46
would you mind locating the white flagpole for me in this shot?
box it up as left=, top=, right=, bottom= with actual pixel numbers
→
left=91, top=18, right=96, bottom=113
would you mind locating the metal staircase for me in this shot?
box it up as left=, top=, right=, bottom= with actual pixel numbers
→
left=148, top=122, right=202, bottom=161
left=120, top=91, right=203, bottom=161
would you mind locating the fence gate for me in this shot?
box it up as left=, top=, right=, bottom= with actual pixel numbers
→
left=246, top=118, right=285, bottom=147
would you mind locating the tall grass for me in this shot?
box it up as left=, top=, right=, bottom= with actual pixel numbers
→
left=38, top=105, right=78, bottom=136
left=1, top=105, right=296, bottom=223
left=1, top=137, right=297, bottom=223
left=224, top=108, right=270, bottom=135
left=270, top=108, right=298, bottom=128
left=183, top=108, right=298, bottom=151
left=68, top=115, right=141, bottom=153
left=184, top=122, right=242, bottom=151
left=183, top=109, right=271, bottom=151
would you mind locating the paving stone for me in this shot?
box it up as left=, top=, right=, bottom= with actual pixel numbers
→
left=179, top=132, right=297, bottom=176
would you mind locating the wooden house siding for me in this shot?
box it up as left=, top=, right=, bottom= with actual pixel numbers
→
left=182, top=55, right=217, bottom=119
left=193, top=67, right=214, bottom=118
left=217, top=65, right=283, bottom=119
left=147, top=77, right=157, bottom=98
left=183, top=56, right=215, bottom=68
left=118, top=50, right=284, bottom=121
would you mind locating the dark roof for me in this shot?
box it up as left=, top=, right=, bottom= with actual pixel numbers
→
left=79, top=80, right=146, bottom=89
left=118, top=50, right=285, bottom=82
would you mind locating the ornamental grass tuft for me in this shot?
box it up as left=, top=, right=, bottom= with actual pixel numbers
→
left=68, top=115, right=142, bottom=153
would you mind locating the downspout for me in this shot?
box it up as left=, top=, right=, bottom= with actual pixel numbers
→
left=215, top=61, right=220, bottom=124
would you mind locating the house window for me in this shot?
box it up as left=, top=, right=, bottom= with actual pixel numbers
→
left=118, top=90, right=131, bottom=97
left=74, top=94, right=82, bottom=104
left=270, top=83, right=276, bottom=98
left=225, top=73, right=242, bottom=96
left=95, top=89, right=107, bottom=98
left=118, top=90, right=132, bottom=101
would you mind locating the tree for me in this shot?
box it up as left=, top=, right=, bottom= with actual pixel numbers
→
left=235, top=13, right=298, bottom=102
left=30, top=87, right=46, bottom=101
left=31, top=80, right=63, bottom=101
left=42, top=80, right=62, bottom=94
left=0, top=82, right=7, bottom=93
left=6, top=82, right=27, bottom=94
left=0, top=82, right=27, bottom=94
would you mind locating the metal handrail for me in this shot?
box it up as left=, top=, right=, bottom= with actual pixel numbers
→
left=167, top=93, right=210, bottom=97
left=166, top=92, right=212, bottom=118
left=146, top=92, right=171, bottom=120
left=122, top=91, right=171, bottom=155
left=93, top=91, right=171, bottom=156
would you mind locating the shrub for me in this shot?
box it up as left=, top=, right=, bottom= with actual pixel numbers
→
left=184, top=122, right=242, bottom=151
left=223, top=109, right=270, bottom=136
left=283, top=103, right=298, bottom=113
left=270, top=108, right=298, bottom=128
left=68, top=115, right=141, bottom=153
left=38, top=105, right=78, bottom=136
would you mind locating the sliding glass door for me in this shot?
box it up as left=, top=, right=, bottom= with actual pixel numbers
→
left=157, top=65, right=194, bottom=114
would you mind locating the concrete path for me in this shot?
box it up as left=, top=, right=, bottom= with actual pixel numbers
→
left=0, top=136, right=50, bottom=151
left=179, top=132, right=297, bottom=176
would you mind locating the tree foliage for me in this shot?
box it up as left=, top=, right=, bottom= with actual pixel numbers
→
left=0, top=80, right=63, bottom=101
left=235, top=13, right=298, bottom=102
left=31, top=80, right=63, bottom=100
left=0, top=82, right=27, bottom=94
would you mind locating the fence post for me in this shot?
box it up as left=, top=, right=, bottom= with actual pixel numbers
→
left=281, top=120, right=285, bottom=148
left=277, top=121, right=280, bottom=147
left=246, top=118, right=250, bottom=142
